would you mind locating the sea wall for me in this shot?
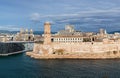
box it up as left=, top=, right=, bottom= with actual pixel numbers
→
left=27, top=42, right=120, bottom=59
left=0, top=43, right=25, bottom=54
left=24, top=43, right=34, bottom=51
left=32, top=42, right=120, bottom=55
left=26, top=41, right=120, bottom=59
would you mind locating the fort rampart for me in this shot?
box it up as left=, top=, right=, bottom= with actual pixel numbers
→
left=26, top=41, right=120, bottom=59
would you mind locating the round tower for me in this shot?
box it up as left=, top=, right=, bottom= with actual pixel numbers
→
left=44, top=22, right=51, bottom=44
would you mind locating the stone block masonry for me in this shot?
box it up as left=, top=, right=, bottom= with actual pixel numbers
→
left=26, top=42, right=120, bottom=59
left=33, top=42, right=120, bottom=54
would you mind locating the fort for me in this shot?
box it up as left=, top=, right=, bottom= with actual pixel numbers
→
left=26, top=22, right=120, bottom=59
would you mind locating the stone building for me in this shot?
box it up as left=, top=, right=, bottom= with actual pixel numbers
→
left=55, top=25, right=82, bottom=36
left=15, top=29, right=34, bottom=41
left=53, top=36, right=83, bottom=43
left=53, top=25, right=99, bottom=42
left=97, top=28, right=107, bottom=37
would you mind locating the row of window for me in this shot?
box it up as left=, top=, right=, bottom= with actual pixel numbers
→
left=54, top=38, right=83, bottom=41
left=54, top=41, right=83, bottom=42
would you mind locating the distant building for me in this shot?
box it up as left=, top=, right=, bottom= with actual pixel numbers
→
left=53, top=25, right=97, bottom=42
left=65, top=25, right=74, bottom=32
left=15, top=29, right=34, bottom=41
left=55, top=25, right=82, bottom=36
left=99, top=28, right=107, bottom=36
left=42, top=23, right=120, bottom=44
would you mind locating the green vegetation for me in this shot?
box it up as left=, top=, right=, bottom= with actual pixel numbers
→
left=35, top=41, right=43, bottom=44
left=53, top=49, right=65, bottom=55
left=83, top=38, right=91, bottom=42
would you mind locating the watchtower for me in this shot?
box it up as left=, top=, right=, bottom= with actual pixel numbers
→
left=44, top=22, right=51, bottom=44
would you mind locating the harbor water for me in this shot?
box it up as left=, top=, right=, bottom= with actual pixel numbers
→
left=0, top=53, right=120, bottom=78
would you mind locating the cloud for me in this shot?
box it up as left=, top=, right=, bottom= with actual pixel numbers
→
left=29, top=7, right=120, bottom=32
left=30, top=8, right=120, bottom=20
left=0, top=25, right=21, bottom=31
left=30, top=13, right=41, bottom=22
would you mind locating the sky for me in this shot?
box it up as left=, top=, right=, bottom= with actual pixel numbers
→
left=0, top=0, right=120, bottom=32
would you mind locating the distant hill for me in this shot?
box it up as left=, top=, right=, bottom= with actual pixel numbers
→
left=0, top=30, right=56, bottom=35
left=0, top=30, right=19, bottom=34
left=108, top=30, right=120, bottom=34
left=1, top=29, right=120, bottom=35
left=33, top=31, right=57, bottom=35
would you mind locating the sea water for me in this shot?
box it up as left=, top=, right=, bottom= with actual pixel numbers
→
left=0, top=53, right=120, bottom=78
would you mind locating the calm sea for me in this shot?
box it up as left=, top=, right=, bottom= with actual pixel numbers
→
left=0, top=53, right=120, bottom=78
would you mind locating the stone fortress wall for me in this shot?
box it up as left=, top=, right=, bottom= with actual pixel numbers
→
left=33, top=41, right=120, bottom=55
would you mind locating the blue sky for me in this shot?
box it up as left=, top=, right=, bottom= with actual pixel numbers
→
left=0, top=0, right=120, bottom=32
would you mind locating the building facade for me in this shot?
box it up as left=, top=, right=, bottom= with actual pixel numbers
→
left=53, top=36, right=83, bottom=43
left=15, top=29, right=34, bottom=41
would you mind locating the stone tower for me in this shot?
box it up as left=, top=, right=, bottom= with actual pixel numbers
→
left=44, top=22, right=51, bottom=44
left=20, top=28, right=24, bottom=34
left=30, top=29, right=33, bottom=34
left=25, top=29, right=28, bottom=34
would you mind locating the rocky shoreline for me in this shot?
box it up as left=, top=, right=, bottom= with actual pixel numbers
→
left=26, top=51, right=120, bottom=59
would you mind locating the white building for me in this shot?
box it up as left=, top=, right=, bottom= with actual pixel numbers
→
left=53, top=36, right=83, bottom=43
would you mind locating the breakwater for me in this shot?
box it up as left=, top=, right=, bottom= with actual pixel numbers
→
left=0, top=42, right=34, bottom=56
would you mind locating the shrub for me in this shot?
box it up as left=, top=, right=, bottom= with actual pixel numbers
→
left=53, top=49, right=65, bottom=55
